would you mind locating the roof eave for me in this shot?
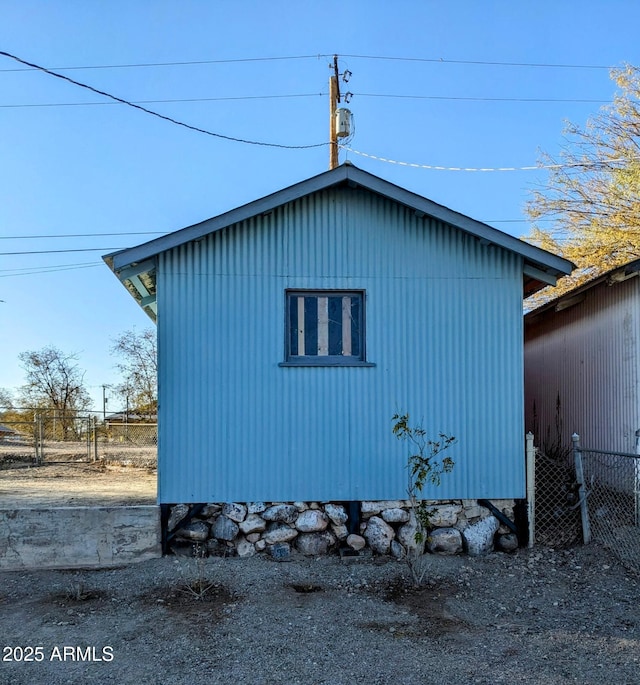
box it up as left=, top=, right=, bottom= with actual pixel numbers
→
left=104, top=164, right=573, bottom=281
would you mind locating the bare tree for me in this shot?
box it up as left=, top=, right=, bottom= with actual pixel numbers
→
left=111, top=328, right=157, bottom=414
left=18, top=346, right=91, bottom=438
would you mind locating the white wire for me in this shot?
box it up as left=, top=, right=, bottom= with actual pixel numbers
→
left=338, top=145, right=628, bottom=172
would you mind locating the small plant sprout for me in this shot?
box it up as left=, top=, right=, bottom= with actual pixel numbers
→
left=392, top=413, right=456, bottom=585
left=176, top=544, right=216, bottom=600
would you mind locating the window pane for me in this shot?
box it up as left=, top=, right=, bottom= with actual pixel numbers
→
left=328, top=297, right=343, bottom=356
left=289, top=295, right=299, bottom=356
left=304, top=296, right=318, bottom=356
left=351, top=296, right=361, bottom=357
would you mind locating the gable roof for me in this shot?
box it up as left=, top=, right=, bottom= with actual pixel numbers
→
left=525, top=257, right=640, bottom=322
left=104, top=163, right=574, bottom=320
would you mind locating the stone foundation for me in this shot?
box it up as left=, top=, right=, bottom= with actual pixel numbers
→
left=165, top=499, right=518, bottom=559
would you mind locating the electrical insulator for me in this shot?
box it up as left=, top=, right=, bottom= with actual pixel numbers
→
left=335, top=108, right=352, bottom=138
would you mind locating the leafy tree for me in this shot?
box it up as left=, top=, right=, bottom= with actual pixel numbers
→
left=18, top=346, right=91, bottom=438
left=525, top=64, right=640, bottom=306
left=111, top=328, right=157, bottom=414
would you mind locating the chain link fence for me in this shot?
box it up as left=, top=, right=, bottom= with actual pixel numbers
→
left=98, top=421, right=157, bottom=467
left=0, top=408, right=157, bottom=469
left=578, top=443, right=640, bottom=574
left=529, top=430, right=640, bottom=574
left=529, top=444, right=582, bottom=548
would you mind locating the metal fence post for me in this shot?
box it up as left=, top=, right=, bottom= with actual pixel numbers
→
left=635, top=429, right=640, bottom=527
left=572, top=433, right=591, bottom=544
left=93, top=416, right=98, bottom=462
left=33, top=413, right=39, bottom=465
left=525, top=431, right=536, bottom=548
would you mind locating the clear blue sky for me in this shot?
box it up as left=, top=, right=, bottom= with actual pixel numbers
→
left=2, top=1, right=639, bottom=410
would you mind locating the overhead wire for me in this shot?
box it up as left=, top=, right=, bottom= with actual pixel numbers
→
left=1, top=91, right=611, bottom=109
left=355, top=93, right=612, bottom=104
left=0, top=248, right=127, bottom=256
left=0, top=93, right=326, bottom=109
left=339, top=145, right=630, bottom=172
left=0, top=54, right=332, bottom=72
left=0, top=52, right=614, bottom=73
left=0, top=49, right=328, bottom=150
left=341, top=54, right=614, bottom=70
left=0, top=263, right=101, bottom=277
left=0, top=231, right=166, bottom=240
left=0, top=260, right=98, bottom=272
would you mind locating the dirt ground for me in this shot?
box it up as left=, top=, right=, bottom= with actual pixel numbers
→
left=0, top=463, right=639, bottom=684
left=0, top=461, right=156, bottom=507
left=0, top=545, right=638, bottom=685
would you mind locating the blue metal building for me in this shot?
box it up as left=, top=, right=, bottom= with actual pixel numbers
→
left=105, top=164, right=572, bottom=505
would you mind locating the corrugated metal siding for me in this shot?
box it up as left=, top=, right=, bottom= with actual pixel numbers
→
left=158, top=187, right=525, bottom=503
left=525, top=276, right=640, bottom=454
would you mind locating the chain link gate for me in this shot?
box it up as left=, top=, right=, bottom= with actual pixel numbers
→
left=0, top=412, right=97, bottom=468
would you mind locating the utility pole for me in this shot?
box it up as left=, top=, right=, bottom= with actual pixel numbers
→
left=329, top=55, right=341, bottom=170
left=102, top=384, right=109, bottom=424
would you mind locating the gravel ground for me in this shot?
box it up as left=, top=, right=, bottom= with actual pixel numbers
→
left=0, top=544, right=638, bottom=685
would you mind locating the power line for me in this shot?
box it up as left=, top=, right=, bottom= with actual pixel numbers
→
left=0, top=263, right=100, bottom=278
left=355, top=92, right=612, bottom=104
left=0, top=52, right=615, bottom=73
left=0, top=231, right=166, bottom=240
left=0, top=54, right=331, bottom=72
left=342, top=54, right=614, bottom=70
left=2, top=91, right=611, bottom=110
left=0, top=49, right=328, bottom=150
left=0, top=93, right=326, bottom=109
left=0, top=260, right=98, bottom=272
left=0, top=248, right=124, bottom=256
left=340, top=145, right=629, bottom=172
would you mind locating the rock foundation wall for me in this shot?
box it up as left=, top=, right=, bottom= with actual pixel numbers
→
left=167, top=499, right=518, bottom=558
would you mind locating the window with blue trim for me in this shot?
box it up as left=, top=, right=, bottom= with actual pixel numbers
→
left=284, top=290, right=366, bottom=365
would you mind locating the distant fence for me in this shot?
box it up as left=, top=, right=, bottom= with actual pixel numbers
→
left=527, top=431, right=640, bottom=574
left=0, top=408, right=157, bottom=469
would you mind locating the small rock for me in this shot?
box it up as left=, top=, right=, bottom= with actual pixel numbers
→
left=296, top=510, right=329, bottom=533
left=200, top=503, right=222, bottom=518
left=381, top=507, right=410, bottom=524
left=222, top=502, right=247, bottom=523
left=390, top=540, right=406, bottom=560
left=496, top=533, right=519, bottom=553
left=262, top=504, right=299, bottom=524
left=361, top=500, right=405, bottom=517
left=427, top=527, right=463, bottom=555
left=248, top=502, right=267, bottom=514
left=296, top=532, right=335, bottom=556
left=175, top=520, right=210, bottom=542
left=255, top=539, right=266, bottom=552
left=236, top=537, right=256, bottom=558
left=167, top=503, right=190, bottom=532
left=293, top=501, right=308, bottom=512
left=213, top=515, right=240, bottom=541
left=429, top=504, right=463, bottom=527
left=363, top=516, right=395, bottom=554
left=331, top=523, right=349, bottom=540
left=239, top=513, right=267, bottom=535
left=246, top=532, right=261, bottom=543
left=346, top=534, right=366, bottom=551
left=397, top=512, right=422, bottom=552
left=262, top=522, right=298, bottom=544
left=463, top=515, right=500, bottom=556
left=268, top=543, right=291, bottom=561
left=324, top=504, right=348, bottom=525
